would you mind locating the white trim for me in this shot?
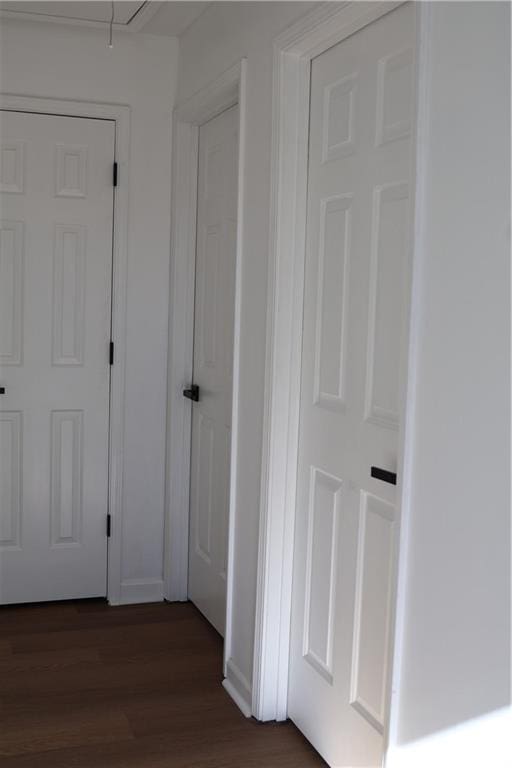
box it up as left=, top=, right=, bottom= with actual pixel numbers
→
left=384, top=3, right=432, bottom=761
left=223, top=659, right=252, bottom=718
left=164, top=59, right=248, bottom=710
left=125, top=1, right=164, bottom=33
left=253, top=0, right=415, bottom=726
left=0, top=93, right=130, bottom=607
left=164, top=119, right=198, bottom=603
left=0, top=2, right=163, bottom=32
left=119, top=578, right=165, bottom=605
left=224, top=60, right=247, bottom=689
left=222, top=662, right=252, bottom=717
left=173, top=63, right=243, bottom=127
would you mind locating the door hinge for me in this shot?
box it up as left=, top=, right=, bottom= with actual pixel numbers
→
left=113, top=162, right=118, bottom=187
left=109, top=341, right=114, bottom=366
left=106, top=514, right=112, bottom=538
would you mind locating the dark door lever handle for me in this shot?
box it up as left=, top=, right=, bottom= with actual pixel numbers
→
left=0, top=387, right=5, bottom=395
left=183, top=384, right=200, bottom=402
left=371, top=466, right=397, bottom=485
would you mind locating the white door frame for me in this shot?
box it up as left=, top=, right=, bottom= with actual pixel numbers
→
left=253, top=1, right=423, bottom=747
left=0, top=94, right=130, bottom=605
left=164, top=60, right=247, bottom=676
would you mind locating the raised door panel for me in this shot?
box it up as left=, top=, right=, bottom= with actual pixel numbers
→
left=0, top=220, right=24, bottom=365
left=50, top=411, right=83, bottom=547
left=303, top=467, right=342, bottom=683
left=365, top=183, right=409, bottom=429
left=195, top=413, right=215, bottom=565
left=314, top=196, right=352, bottom=411
left=0, top=412, right=22, bottom=549
left=199, top=226, right=220, bottom=370
left=322, top=73, right=357, bottom=162
left=0, top=142, right=25, bottom=194
left=218, top=424, right=231, bottom=583
left=375, top=48, right=413, bottom=147
left=52, top=224, right=86, bottom=366
left=54, top=144, right=88, bottom=198
left=204, top=143, right=223, bottom=202
left=350, top=492, right=396, bottom=733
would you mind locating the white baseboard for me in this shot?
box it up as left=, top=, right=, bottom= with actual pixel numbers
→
left=223, top=658, right=252, bottom=717
left=117, top=578, right=164, bottom=605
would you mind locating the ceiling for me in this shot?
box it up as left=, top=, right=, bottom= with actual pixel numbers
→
left=0, top=1, right=211, bottom=35
left=140, top=1, right=209, bottom=36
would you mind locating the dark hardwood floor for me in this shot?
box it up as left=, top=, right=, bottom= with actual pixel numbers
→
left=0, top=600, right=325, bottom=767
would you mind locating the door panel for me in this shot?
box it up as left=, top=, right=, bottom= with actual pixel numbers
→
left=0, top=220, right=23, bottom=365
left=288, top=5, right=415, bottom=766
left=350, top=491, right=396, bottom=734
left=0, top=111, right=114, bottom=603
left=188, top=105, right=239, bottom=636
left=0, top=411, right=22, bottom=548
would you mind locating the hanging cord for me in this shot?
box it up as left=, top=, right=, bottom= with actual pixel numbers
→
left=108, top=1, right=114, bottom=48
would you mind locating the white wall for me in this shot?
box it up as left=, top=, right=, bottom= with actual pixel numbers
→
left=176, top=1, right=316, bottom=708
left=388, top=3, right=511, bottom=765
left=0, top=20, right=179, bottom=603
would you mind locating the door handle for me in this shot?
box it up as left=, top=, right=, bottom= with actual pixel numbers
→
left=183, top=384, right=200, bottom=402
left=370, top=466, right=397, bottom=485
left=0, top=387, right=5, bottom=394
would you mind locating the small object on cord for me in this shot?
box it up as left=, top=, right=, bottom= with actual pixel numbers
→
left=108, top=1, right=114, bottom=48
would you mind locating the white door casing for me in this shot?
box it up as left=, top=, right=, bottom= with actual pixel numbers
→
left=288, top=5, right=415, bottom=766
left=0, top=110, right=115, bottom=603
left=188, top=105, right=239, bottom=636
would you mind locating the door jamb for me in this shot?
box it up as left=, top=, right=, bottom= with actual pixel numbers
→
left=0, top=94, right=130, bottom=605
left=164, top=60, right=247, bottom=699
left=253, top=2, right=419, bottom=751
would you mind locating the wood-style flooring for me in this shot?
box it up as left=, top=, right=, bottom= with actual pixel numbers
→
left=0, top=600, right=325, bottom=767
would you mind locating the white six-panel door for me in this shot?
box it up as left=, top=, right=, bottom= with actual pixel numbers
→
left=288, top=5, right=414, bottom=766
left=188, top=105, right=239, bottom=636
left=0, top=111, right=115, bottom=603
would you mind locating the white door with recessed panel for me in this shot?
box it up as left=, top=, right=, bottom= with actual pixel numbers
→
left=187, top=105, right=238, bottom=636
left=288, top=5, right=415, bottom=766
left=0, top=110, right=115, bottom=604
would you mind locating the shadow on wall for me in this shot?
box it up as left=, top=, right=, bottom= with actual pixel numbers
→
left=387, top=707, right=512, bottom=768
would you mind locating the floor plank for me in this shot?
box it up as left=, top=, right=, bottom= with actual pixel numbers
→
left=0, top=600, right=325, bottom=767
left=0, top=708, right=133, bottom=758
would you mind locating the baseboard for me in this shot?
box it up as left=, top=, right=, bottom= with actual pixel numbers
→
left=223, top=658, right=252, bottom=717
left=118, top=578, right=164, bottom=605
